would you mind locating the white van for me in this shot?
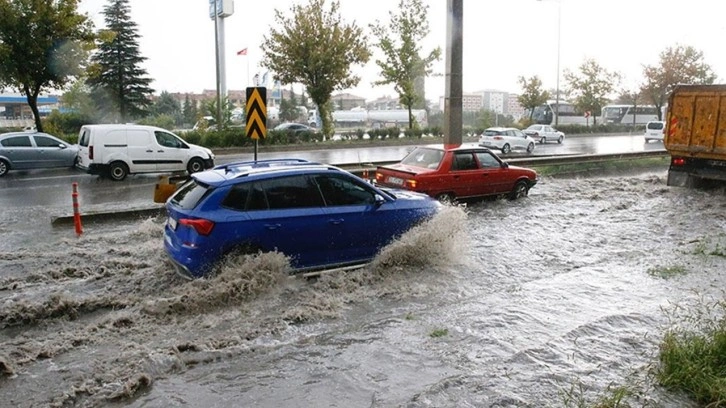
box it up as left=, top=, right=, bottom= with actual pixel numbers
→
left=644, top=121, right=665, bottom=142
left=76, top=124, right=215, bottom=181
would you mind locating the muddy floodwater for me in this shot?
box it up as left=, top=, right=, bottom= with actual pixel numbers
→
left=1, top=169, right=725, bottom=407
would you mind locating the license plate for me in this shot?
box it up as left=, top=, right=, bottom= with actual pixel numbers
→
left=167, top=216, right=177, bottom=230
left=481, top=141, right=492, bottom=145
left=387, top=176, right=404, bottom=186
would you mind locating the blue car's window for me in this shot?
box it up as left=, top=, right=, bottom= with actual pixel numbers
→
left=314, top=174, right=376, bottom=206
left=221, top=183, right=252, bottom=210
left=1, top=136, right=32, bottom=147
left=261, top=175, right=325, bottom=209
left=171, top=180, right=210, bottom=210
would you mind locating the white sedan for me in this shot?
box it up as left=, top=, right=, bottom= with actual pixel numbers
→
left=478, top=127, right=536, bottom=154
left=523, top=124, right=565, bottom=144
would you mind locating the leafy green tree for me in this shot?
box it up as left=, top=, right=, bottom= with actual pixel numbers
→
left=641, top=45, right=716, bottom=120
left=0, top=0, right=94, bottom=132
left=61, top=79, right=97, bottom=118
left=153, top=91, right=181, bottom=116
left=564, top=59, right=620, bottom=126
left=87, top=0, right=154, bottom=122
left=517, top=76, right=550, bottom=121
left=182, top=94, right=198, bottom=127
left=202, top=97, right=234, bottom=129
left=261, top=0, right=370, bottom=139
left=279, top=95, right=298, bottom=122
left=370, top=0, right=441, bottom=130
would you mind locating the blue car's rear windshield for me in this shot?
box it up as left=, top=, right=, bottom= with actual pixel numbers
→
left=170, top=179, right=210, bottom=210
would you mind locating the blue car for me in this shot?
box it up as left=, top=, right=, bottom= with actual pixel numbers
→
left=164, top=159, right=442, bottom=279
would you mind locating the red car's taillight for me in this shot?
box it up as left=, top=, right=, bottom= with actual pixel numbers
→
left=179, top=218, right=215, bottom=236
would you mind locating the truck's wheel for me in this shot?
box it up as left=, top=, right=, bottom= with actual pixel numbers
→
left=187, top=157, right=205, bottom=174
left=108, top=161, right=128, bottom=181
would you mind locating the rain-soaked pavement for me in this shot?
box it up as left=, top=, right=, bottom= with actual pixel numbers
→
left=1, top=167, right=725, bottom=407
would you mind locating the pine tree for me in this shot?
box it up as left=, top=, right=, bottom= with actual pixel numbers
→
left=87, top=0, right=154, bottom=122
left=182, top=94, right=194, bottom=126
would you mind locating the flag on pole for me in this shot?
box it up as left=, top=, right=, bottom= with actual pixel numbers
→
left=236, top=48, right=247, bottom=56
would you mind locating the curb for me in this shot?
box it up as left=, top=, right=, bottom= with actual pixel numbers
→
left=51, top=206, right=166, bottom=227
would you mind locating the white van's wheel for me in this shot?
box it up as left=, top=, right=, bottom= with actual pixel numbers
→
left=108, top=161, right=128, bottom=181
left=187, top=158, right=204, bottom=174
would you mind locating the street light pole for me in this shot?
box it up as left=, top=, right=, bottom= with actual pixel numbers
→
left=554, top=0, right=561, bottom=127
left=537, top=0, right=561, bottom=127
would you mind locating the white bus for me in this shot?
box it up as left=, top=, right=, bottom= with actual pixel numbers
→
left=600, top=104, right=660, bottom=125
left=530, top=100, right=592, bottom=126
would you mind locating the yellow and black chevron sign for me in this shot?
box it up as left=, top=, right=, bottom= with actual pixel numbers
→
left=245, top=87, right=267, bottom=140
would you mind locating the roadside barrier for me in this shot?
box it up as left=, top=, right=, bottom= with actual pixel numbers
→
left=72, top=182, right=83, bottom=235
left=154, top=175, right=178, bottom=203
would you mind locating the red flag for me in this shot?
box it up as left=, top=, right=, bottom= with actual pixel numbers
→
left=237, top=48, right=247, bottom=56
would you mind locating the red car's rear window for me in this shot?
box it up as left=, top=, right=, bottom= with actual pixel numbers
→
left=400, top=147, right=444, bottom=169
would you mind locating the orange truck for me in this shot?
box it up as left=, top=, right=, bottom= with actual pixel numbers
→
left=665, top=84, right=726, bottom=187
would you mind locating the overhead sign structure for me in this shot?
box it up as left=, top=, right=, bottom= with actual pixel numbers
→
left=246, top=87, right=267, bottom=140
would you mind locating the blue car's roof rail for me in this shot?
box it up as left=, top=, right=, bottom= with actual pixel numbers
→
left=213, top=158, right=320, bottom=173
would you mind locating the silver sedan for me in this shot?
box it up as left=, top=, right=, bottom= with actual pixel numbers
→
left=0, top=131, right=79, bottom=176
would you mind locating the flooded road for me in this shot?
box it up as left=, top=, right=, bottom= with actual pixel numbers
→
left=1, top=168, right=725, bottom=407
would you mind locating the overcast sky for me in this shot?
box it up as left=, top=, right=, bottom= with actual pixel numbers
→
left=78, top=0, right=726, bottom=101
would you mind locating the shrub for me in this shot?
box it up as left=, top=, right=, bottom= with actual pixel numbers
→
left=179, top=130, right=203, bottom=145
left=137, top=114, right=175, bottom=130
left=41, top=110, right=93, bottom=141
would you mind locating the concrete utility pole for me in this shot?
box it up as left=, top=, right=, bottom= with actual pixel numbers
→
left=209, top=0, right=234, bottom=130
left=443, top=0, right=463, bottom=146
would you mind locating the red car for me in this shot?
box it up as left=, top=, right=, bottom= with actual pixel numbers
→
left=375, top=144, right=538, bottom=201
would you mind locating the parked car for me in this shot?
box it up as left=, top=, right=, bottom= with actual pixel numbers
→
left=375, top=144, right=538, bottom=202
left=76, top=124, right=215, bottom=181
left=478, top=127, right=536, bottom=154
left=644, top=120, right=665, bottom=142
left=164, top=158, right=442, bottom=278
left=273, top=122, right=318, bottom=135
left=523, top=124, right=565, bottom=144
left=0, top=131, right=79, bottom=177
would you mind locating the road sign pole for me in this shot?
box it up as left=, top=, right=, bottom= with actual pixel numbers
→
left=254, top=139, right=258, bottom=161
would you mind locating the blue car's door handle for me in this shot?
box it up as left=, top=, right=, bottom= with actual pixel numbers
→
left=328, top=219, right=344, bottom=225
left=264, top=223, right=281, bottom=230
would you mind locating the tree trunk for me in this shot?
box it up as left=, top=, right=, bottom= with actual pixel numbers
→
left=24, top=85, right=43, bottom=132
left=317, top=102, right=332, bottom=141
left=408, top=104, right=413, bottom=130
